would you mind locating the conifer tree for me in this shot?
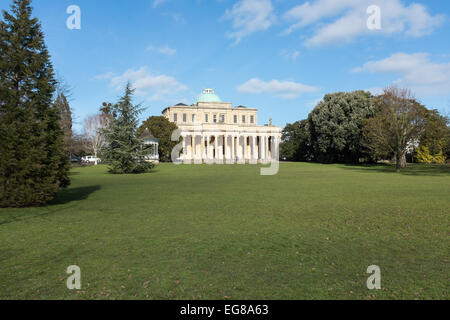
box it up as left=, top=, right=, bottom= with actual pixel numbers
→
left=0, top=0, right=70, bottom=207
left=102, top=83, right=153, bottom=174
left=54, top=92, right=73, bottom=158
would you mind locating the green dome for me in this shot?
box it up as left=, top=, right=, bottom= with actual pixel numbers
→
left=197, top=89, right=222, bottom=103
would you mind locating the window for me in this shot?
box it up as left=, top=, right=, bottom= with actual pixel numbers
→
left=192, top=114, right=195, bottom=122
left=205, top=114, right=209, bottom=123
left=242, top=115, right=246, bottom=123
left=213, top=115, right=217, bottom=123
left=250, top=115, right=254, bottom=124
left=234, top=115, right=237, bottom=124
left=174, top=113, right=178, bottom=123
left=183, top=114, right=187, bottom=123
left=220, top=114, right=225, bottom=123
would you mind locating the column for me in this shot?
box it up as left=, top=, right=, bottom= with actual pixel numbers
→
left=207, top=135, right=211, bottom=162
left=274, top=136, right=280, bottom=161
left=257, top=136, right=261, bottom=162
left=214, top=135, right=218, bottom=162
left=243, top=135, right=248, bottom=163
left=224, top=135, right=230, bottom=164
left=237, top=135, right=243, bottom=164
left=231, top=135, right=235, bottom=163
left=190, top=135, right=194, bottom=160
left=203, top=135, right=207, bottom=162
left=251, top=136, right=257, bottom=164
left=262, top=135, right=266, bottom=162
left=181, top=135, right=187, bottom=162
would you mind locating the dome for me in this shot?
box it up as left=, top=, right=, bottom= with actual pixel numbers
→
left=197, top=89, right=222, bottom=103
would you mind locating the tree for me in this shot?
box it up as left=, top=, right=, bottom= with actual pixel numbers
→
left=307, top=91, right=376, bottom=163
left=0, top=0, right=70, bottom=207
left=101, top=83, right=153, bottom=174
left=137, top=116, right=181, bottom=162
left=415, top=110, right=449, bottom=164
left=84, top=114, right=107, bottom=165
left=71, top=133, right=89, bottom=158
left=54, top=92, right=72, bottom=157
left=280, top=120, right=312, bottom=161
left=362, top=87, right=428, bottom=172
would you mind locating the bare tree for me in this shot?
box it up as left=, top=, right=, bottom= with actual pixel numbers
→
left=84, top=114, right=108, bottom=165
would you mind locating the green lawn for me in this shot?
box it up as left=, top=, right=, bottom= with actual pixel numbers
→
left=0, top=163, right=449, bottom=300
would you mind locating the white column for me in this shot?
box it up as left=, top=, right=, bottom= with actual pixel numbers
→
left=182, top=135, right=187, bottom=163
left=275, top=136, right=280, bottom=161
left=190, top=135, right=194, bottom=160
left=205, top=135, right=211, bottom=164
left=224, top=135, right=230, bottom=164
left=258, top=135, right=262, bottom=162
left=251, top=136, right=257, bottom=164
left=218, top=135, right=224, bottom=164
left=261, top=135, right=264, bottom=162
left=214, top=135, right=218, bottom=162
left=244, top=135, right=248, bottom=163
left=203, top=135, right=207, bottom=162
left=231, top=135, right=235, bottom=163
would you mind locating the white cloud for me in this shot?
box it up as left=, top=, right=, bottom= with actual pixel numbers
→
left=223, top=0, right=275, bottom=44
left=280, top=49, right=300, bottom=61
left=94, top=72, right=114, bottom=80
left=283, top=0, right=444, bottom=47
left=238, top=78, right=319, bottom=99
left=106, top=67, right=187, bottom=101
left=152, top=0, right=167, bottom=8
left=353, top=52, right=450, bottom=95
left=146, top=45, right=177, bottom=56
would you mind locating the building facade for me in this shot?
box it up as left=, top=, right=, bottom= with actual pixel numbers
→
left=162, top=89, right=281, bottom=164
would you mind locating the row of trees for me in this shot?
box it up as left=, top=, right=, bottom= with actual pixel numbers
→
left=82, top=96, right=180, bottom=167
left=281, top=87, right=450, bottom=171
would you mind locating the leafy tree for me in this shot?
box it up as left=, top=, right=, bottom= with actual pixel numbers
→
left=137, top=116, right=181, bottom=162
left=101, top=83, right=153, bottom=174
left=0, top=0, right=70, bottom=207
left=416, top=145, right=446, bottom=164
left=280, top=120, right=312, bottom=161
left=362, top=87, right=428, bottom=172
left=415, top=110, right=449, bottom=164
left=307, top=91, right=376, bottom=163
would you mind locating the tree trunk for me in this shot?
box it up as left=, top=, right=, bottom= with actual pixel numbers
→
left=396, top=153, right=401, bottom=172
left=400, top=152, right=407, bottom=168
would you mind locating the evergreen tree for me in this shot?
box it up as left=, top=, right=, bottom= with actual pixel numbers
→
left=54, top=92, right=73, bottom=158
left=308, top=91, right=376, bottom=163
left=102, top=83, right=153, bottom=174
left=0, top=0, right=70, bottom=207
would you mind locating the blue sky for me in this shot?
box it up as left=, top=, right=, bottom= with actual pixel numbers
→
left=1, top=0, right=449, bottom=132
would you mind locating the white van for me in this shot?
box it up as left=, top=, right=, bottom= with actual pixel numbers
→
left=81, top=156, right=101, bottom=164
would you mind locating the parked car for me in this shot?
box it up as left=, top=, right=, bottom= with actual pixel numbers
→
left=71, top=156, right=80, bottom=163
left=81, top=156, right=101, bottom=164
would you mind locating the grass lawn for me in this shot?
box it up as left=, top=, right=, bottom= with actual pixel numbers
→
left=0, top=162, right=449, bottom=300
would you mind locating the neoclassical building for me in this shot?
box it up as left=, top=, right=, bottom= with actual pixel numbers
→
left=162, top=89, right=281, bottom=164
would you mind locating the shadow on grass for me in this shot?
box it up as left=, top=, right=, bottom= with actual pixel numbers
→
left=341, top=163, right=450, bottom=176
left=48, top=185, right=101, bottom=205
left=0, top=186, right=101, bottom=226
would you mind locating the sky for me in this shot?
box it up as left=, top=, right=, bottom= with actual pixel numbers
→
left=1, top=0, right=449, bottom=132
